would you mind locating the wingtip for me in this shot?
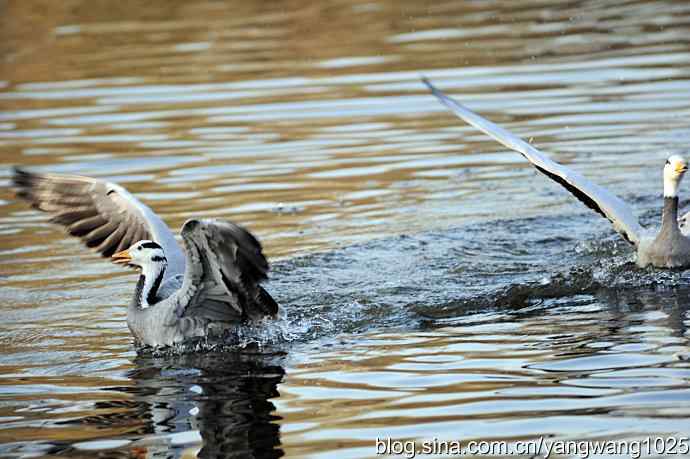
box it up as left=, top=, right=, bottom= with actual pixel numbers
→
left=10, top=166, right=34, bottom=194
left=10, top=166, right=28, bottom=183
left=258, top=287, right=279, bottom=317
left=182, top=218, right=202, bottom=234
left=420, top=77, right=452, bottom=104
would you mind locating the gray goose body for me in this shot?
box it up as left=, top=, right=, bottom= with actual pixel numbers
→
left=638, top=197, right=690, bottom=268
left=12, top=168, right=278, bottom=348
left=423, top=79, right=690, bottom=269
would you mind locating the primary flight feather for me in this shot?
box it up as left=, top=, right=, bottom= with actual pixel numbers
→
left=13, top=167, right=278, bottom=347
left=423, top=78, right=690, bottom=269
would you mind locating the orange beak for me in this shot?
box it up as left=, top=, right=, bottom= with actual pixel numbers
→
left=112, top=249, right=132, bottom=265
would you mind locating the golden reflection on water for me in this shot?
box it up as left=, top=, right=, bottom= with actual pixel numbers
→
left=2, top=0, right=690, bottom=457
left=279, top=301, right=690, bottom=456
left=3, top=0, right=690, bottom=261
left=276, top=302, right=688, bottom=457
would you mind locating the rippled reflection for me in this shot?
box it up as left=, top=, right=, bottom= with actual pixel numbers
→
left=6, top=351, right=285, bottom=458
left=2, top=0, right=690, bottom=457
left=280, top=290, right=690, bottom=455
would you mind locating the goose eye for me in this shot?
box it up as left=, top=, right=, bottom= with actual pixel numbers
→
left=137, top=246, right=142, bottom=251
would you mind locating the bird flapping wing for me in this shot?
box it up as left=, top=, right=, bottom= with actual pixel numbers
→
left=423, top=78, right=645, bottom=246
left=171, top=218, right=278, bottom=323
left=12, top=167, right=185, bottom=272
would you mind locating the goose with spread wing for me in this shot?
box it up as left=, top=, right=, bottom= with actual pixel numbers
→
left=423, top=78, right=690, bottom=269
left=12, top=168, right=278, bottom=347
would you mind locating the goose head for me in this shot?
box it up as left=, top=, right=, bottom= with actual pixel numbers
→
left=663, top=155, right=688, bottom=198
left=112, top=240, right=166, bottom=270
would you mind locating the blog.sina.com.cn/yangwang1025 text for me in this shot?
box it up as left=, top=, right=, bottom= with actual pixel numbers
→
left=374, top=436, right=690, bottom=458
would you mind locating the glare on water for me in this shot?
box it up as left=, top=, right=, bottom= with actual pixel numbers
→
left=1, top=0, right=690, bottom=457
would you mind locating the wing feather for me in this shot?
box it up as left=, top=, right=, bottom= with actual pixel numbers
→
left=68, top=215, right=106, bottom=236
left=114, top=223, right=137, bottom=253
left=422, top=78, right=645, bottom=246
left=171, top=219, right=278, bottom=323
left=51, top=208, right=96, bottom=225
left=12, top=167, right=185, bottom=272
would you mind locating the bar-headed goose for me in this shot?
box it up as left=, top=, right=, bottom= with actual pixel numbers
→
left=12, top=168, right=278, bottom=347
left=423, top=78, right=690, bottom=269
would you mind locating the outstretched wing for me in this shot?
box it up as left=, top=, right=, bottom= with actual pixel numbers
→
left=171, top=218, right=278, bottom=323
left=12, top=167, right=185, bottom=272
left=423, top=78, right=645, bottom=246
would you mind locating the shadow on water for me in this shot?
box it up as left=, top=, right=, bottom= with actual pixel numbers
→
left=48, top=351, right=286, bottom=459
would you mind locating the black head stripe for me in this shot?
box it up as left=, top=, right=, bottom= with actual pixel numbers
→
left=141, top=241, right=162, bottom=250
left=151, top=255, right=167, bottom=262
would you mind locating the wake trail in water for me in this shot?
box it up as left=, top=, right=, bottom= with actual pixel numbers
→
left=144, top=205, right=690, bottom=354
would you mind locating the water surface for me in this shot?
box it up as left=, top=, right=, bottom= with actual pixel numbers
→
left=1, top=0, right=690, bottom=457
